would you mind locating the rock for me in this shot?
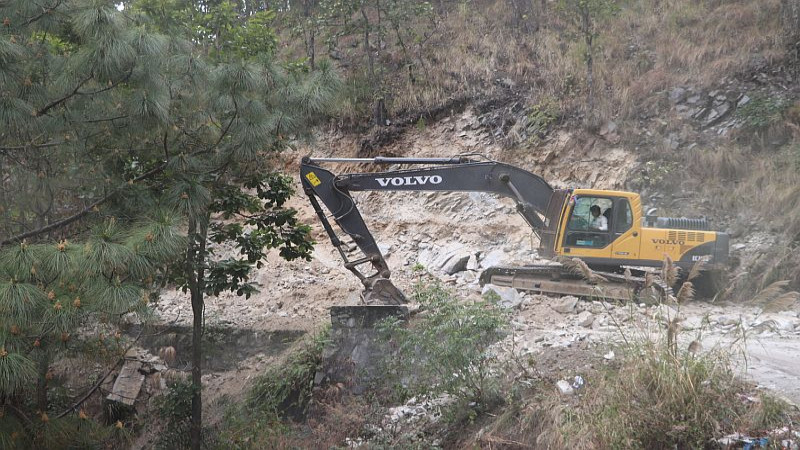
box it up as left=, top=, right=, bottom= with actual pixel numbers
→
left=482, top=285, right=521, bottom=309
left=713, top=315, right=740, bottom=327
left=432, top=243, right=469, bottom=269
left=682, top=316, right=704, bottom=329
left=669, top=87, right=687, bottom=104
left=603, top=351, right=615, bottom=360
left=556, top=380, right=574, bottom=395
left=480, top=249, right=507, bottom=268
left=664, top=133, right=680, bottom=150
left=737, top=95, right=751, bottom=107
left=652, top=304, right=679, bottom=320
left=754, top=317, right=797, bottom=333
left=442, top=253, right=471, bottom=275
left=577, top=311, right=595, bottom=328
left=732, top=243, right=747, bottom=251
left=466, top=254, right=479, bottom=271
left=460, top=270, right=477, bottom=284
left=378, top=243, right=393, bottom=257
left=551, top=296, right=579, bottom=314
left=599, top=121, right=617, bottom=136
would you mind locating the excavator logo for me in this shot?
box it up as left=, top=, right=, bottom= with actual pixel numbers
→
left=651, top=238, right=685, bottom=245
left=375, top=175, right=443, bottom=187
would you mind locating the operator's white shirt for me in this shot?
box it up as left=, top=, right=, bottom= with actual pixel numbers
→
left=591, top=215, right=608, bottom=231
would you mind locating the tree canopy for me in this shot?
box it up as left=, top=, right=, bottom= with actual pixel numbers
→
left=0, top=0, right=338, bottom=447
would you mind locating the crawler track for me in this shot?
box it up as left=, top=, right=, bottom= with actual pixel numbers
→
left=479, top=265, right=672, bottom=301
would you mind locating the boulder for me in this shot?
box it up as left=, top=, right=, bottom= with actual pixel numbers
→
left=556, top=380, right=574, bottom=395
left=482, top=285, right=521, bottom=309
left=466, top=254, right=479, bottom=271
left=480, top=249, right=507, bottom=268
left=577, top=311, right=595, bottom=328
left=551, top=296, right=579, bottom=314
left=442, top=252, right=471, bottom=275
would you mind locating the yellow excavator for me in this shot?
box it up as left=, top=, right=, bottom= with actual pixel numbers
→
left=300, top=155, right=728, bottom=304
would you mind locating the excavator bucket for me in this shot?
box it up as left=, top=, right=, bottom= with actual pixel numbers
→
left=363, top=278, right=407, bottom=305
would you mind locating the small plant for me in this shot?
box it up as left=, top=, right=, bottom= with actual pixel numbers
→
left=153, top=379, right=197, bottom=450
left=632, top=160, right=679, bottom=190
left=736, top=95, right=788, bottom=130
left=376, top=281, right=509, bottom=409
left=245, top=327, right=329, bottom=419
left=217, top=328, right=330, bottom=448
left=525, top=99, right=559, bottom=144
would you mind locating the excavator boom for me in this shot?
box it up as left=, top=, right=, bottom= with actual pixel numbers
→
left=300, top=156, right=555, bottom=303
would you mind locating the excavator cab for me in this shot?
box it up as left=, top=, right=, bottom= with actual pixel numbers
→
left=541, top=189, right=728, bottom=274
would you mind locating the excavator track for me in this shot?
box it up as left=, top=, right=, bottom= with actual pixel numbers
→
left=479, top=265, right=673, bottom=302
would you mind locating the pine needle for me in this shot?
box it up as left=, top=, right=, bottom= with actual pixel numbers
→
left=750, top=280, right=791, bottom=306
left=762, top=291, right=800, bottom=313
left=676, top=282, right=695, bottom=304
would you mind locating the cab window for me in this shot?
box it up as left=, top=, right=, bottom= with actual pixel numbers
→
left=564, top=196, right=612, bottom=248
left=614, top=199, right=633, bottom=233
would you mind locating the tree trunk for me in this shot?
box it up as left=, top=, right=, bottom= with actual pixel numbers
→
left=187, top=215, right=209, bottom=450
left=303, top=0, right=316, bottom=70
left=36, top=352, right=49, bottom=414
left=361, top=5, right=375, bottom=84
left=581, top=9, right=595, bottom=117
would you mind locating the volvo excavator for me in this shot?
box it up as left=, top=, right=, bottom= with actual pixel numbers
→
left=300, top=155, right=729, bottom=304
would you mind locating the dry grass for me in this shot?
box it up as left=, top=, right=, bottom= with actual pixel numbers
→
left=273, top=0, right=787, bottom=127
left=680, top=142, right=800, bottom=295
left=387, top=0, right=787, bottom=125
left=466, top=341, right=791, bottom=449
left=472, top=304, right=793, bottom=450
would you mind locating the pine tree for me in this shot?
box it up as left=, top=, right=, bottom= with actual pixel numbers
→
left=1, top=1, right=186, bottom=446
left=1, top=0, right=338, bottom=448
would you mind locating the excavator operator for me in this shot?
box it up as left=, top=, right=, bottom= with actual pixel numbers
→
left=590, top=205, right=608, bottom=231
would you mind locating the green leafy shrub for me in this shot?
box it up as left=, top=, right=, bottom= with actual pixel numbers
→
left=154, top=379, right=197, bottom=450
left=217, top=328, right=330, bottom=448
left=246, top=327, right=329, bottom=419
left=376, top=282, right=509, bottom=408
left=736, top=95, right=788, bottom=130
left=525, top=99, right=560, bottom=144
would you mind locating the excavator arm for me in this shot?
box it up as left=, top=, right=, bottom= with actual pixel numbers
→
left=300, top=156, right=555, bottom=304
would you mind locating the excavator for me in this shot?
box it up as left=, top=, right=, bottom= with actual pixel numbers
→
left=300, top=155, right=728, bottom=304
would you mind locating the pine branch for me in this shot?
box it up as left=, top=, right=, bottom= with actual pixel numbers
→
left=0, top=141, right=65, bottom=151
left=0, top=164, right=165, bottom=247
left=82, top=115, right=129, bottom=123
left=34, top=74, right=93, bottom=117
left=4, top=403, right=34, bottom=435
left=23, top=0, right=63, bottom=26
